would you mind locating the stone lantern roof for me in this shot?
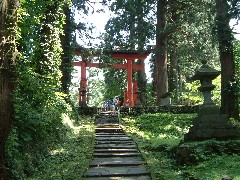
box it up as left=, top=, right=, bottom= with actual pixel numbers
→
left=191, top=60, right=220, bottom=81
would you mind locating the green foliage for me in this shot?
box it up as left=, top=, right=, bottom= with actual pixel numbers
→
left=146, top=83, right=155, bottom=106
left=133, top=113, right=195, bottom=138
left=104, top=0, right=155, bottom=49
left=180, top=75, right=221, bottom=106
left=5, top=0, right=86, bottom=178
left=121, top=113, right=195, bottom=179
left=87, top=76, right=105, bottom=107
left=121, top=113, right=195, bottom=160
left=104, top=68, right=126, bottom=100
left=234, top=40, right=240, bottom=108
left=121, top=113, right=240, bottom=179
left=187, top=155, right=240, bottom=179
left=7, top=91, right=74, bottom=178
left=26, top=116, right=95, bottom=180
left=181, top=81, right=203, bottom=105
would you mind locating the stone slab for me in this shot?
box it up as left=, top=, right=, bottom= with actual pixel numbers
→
left=93, top=152, right=141, bottom=158
left=96, top=125, right=122, bottom=130
left=95, top=141, right=135, bottom=145
left=95, top=125, right=120, bottom=128
left=86, top=166, right=150, bottom=177
left=95, top=123, right=120, bottom=126
left=95, top=119, right=118, bottom=123
left=95, top=134, right=126, bottom=137
left=85, top=175, right=151, bottom=180
left=95, top=144, right=137, bottom=149
left=94, top=149, right=138, bottom=153
left=90, top=157, right=145, bottom=167
left=95, top=128, right=123, bottom=133
left=96, top=137, right=132, bottom=141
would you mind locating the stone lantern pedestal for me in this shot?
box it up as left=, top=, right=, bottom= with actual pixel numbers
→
left=184, top=60, right=240, bottom=141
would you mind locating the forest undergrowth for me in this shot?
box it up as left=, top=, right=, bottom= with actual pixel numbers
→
left=26, top=115, right=95, bottom=180
left=121, top=113, right=240, bottom=180
left=6, top=110, right=95, bottom=180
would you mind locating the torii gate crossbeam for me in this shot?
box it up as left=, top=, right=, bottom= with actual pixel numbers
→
left=74, top=49, right=150, bottom=107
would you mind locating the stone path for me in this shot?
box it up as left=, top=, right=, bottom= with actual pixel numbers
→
left=84, top=112, right=151, bottom=180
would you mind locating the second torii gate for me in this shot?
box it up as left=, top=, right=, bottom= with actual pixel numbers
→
left=73, top=49, right=150, bottom=107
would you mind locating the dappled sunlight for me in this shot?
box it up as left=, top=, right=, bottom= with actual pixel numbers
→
left=61, top=113, right=94, bottom=134
left=120, top=114, right=240, bottom=179
left=26, top=115, right=95, bottom=179
left=50, top=148, right=65, bottom=155
left=188, top=155, right=240, bottom=179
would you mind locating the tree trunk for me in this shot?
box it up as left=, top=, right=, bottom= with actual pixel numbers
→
left=178, top=65, right=183, bottom=98
left=60, top=5, right=73, bottom=94
left=137, top=2, right=147, bottom=106
left=216, top=0, right=239, bottom=119
left=0, top=0, right=19, bottom=178
left=154, top=0, right=168, bottom=106
left=169, top=51, right=179, bottom=102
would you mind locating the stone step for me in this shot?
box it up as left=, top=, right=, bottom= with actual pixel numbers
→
left=94, top=123, right=119, bottom=128
left=95, top=128, right=123, bottom=133
left=93, top=152, right=141, bottom=158
left=90, top=157, right=146, bottom=167
left=96, top=137, right=132, bottom=141
left=95, top=134, right=126, bottom=137
left=94, top=149, right=138, bottom=153
left=85, top=176, right=151, bottom=180
left=95, top=144, right=137, bottom=149
left=95, top=126, right=120, bottom=128
left=86, top=166, right=150, bottom=177
left=95, top=141, right=135, bottom=145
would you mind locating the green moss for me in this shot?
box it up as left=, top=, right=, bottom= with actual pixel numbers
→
left=26, top=116, right=95, bottom=180
left=121, top=113, right=240, bottom=180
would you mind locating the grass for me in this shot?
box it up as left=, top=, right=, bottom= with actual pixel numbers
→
left=120, top=113, right=240, bottom=180
left=187, top=155, right=240, bottom=179
left=27, top=115, right=95, bottom=180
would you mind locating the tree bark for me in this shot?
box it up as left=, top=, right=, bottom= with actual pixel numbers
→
left=136, top=2, right=147, bottom=105
left=0, top=0, right=19, bottom=178
left=169, top=51, right=179, bottom=103
left=216, top=0, right=239, bottom=119
left=60, top=5, right=73, bottom=94
left=154, top=0, right=168, bottom=106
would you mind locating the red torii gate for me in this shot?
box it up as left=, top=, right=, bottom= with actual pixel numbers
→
left=73, top=49, right=150, bottom=107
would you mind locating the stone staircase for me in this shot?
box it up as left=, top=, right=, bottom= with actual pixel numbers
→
left=84, top=113, right=151, bottom=180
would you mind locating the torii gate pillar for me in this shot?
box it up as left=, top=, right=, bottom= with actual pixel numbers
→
left=127, top=59, right=133, bottom=107
left=79, top=61, right=87, bottom=107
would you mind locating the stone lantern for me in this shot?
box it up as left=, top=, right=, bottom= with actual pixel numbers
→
left=193, top=60, right=219, bottom=105
left=184, top=60, right=240, bottom=141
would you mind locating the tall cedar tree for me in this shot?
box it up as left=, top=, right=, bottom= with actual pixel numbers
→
left=136, top=0, right=148, bottom=105
left=0, top=0, right=19, bottom=178
left=216, top=0, right=239, bottom=119
left=60, top=4, right=73, bottom=94
left=155, top=0, right=168, bottom=105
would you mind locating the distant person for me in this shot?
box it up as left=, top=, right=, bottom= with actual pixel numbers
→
left=102, top=101, right=108, bottom=111
left=125, top=99, right=130, bottom=107
left=109, top=98, right=115, bottom=114
left=115, top=97, right=121, bottom=111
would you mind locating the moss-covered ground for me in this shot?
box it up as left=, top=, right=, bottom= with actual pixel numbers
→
left=27, top=116, right=95, bottom=180
left=120, top=113, right=240, bottom=180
